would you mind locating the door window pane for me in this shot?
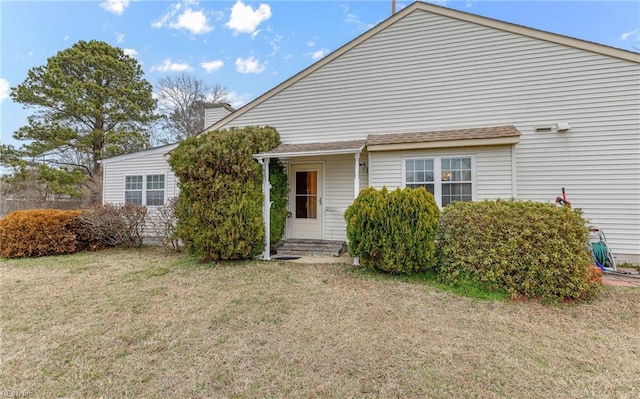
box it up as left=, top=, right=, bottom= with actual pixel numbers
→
left=295, top=171, right=317, bottom=219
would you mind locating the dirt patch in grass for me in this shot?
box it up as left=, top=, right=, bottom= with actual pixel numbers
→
left=1, top=247, right=639, bottom=398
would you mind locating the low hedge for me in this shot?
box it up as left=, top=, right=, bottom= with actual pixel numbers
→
left=345, top=186, right=440, bottom=274
left=436, top=200, right=601, bottom=301
left=0, top=204, right=149, bottom=258
left=79, top=203, right=147, bottom=248
left=0, top=209, right=83, bottom=258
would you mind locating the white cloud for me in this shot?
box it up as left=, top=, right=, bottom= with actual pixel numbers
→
left=116, top=33, right=125, bottom=43
left=123, top=48, right=138, bottom=57
left=153, top=1, right=212, bottom=35
left=200, top=59, right=224, bottom=73
left=306, top=40, right=315, bottom=48
left=226, top=0, right=271, bottom=36
left=152, top=2, right=180, bottom=29
left=64, top=35, right=69, bottom=41
left=225, top=90, right=252, bottom=109
left=269, top=34, right=283, bottom=56
left=151, top=58, right=193, bottom=72
left=100, top=0, right=130, bottom=15
left=620, top=28, right=638, bottom=40
left=340, top=4, right=374, bottom=31
left=311, top=48, right=328, bottom=61
left=170, top=8, right=212, bottom=34
left=235, top=56, right=266, bottom=74
left=0, top=78, right=10, bottom=103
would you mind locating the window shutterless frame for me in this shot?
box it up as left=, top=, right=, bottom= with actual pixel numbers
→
left=124, top=174, right=165, bottom=207
left=125, top=175, right=143, bottom=205
left=401, top=155, right=475, bottom=207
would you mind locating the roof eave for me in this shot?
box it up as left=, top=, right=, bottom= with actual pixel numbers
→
left=254, top=144, right=366, bottom=160
left=367, top=135, right=520, bottom=152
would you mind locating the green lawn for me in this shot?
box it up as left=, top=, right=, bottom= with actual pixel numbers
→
left=1, top=247, right=638, bottom=398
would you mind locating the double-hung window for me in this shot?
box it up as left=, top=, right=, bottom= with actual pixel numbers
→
left=125, top=176, right=143, bottom=205
left=404, top=156, right=473, bottom=207
left=124, top=175, right=165, bottom=206
left=145, top=175, right=165, bottom=206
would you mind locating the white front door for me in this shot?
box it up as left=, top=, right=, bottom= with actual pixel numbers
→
left=290, top=163, right=323, bottom=239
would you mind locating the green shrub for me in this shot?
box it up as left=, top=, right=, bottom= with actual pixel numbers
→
left=269, top=159, right=288, bottom=245
left=79, top=203, right=147, bottom=248
left=169, top=126, right=283, bottom=261
left=345, top=186, right=440, bottom=274
left=436, top=200, right=600, bottom=301
left=0, top=209, right=83, bottom=258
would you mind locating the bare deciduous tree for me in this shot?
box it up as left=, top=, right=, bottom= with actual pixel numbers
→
left=156, top=73, right=229, bottom=143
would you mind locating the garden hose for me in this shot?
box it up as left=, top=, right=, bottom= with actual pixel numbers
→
left=591, top=241, right=609, bottom=269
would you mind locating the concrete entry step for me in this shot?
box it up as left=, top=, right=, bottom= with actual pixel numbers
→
left=275, top=239, right=346, bottom=258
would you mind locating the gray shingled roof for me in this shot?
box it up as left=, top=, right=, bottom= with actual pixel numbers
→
left=257, top=126, right=519, bottom=157
left=260, top=140, right=366, bottom=156
left=367, top=125, right=520, bottom=146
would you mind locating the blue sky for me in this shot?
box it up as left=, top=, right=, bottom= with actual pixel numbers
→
left=1, top=0, right=638, bottom=148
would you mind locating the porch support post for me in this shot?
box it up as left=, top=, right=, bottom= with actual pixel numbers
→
left=259, top=157, right=271, bottom=260
left=353, top=151, right=361, bottom=266
left=354, top=151, right=360, bottom=199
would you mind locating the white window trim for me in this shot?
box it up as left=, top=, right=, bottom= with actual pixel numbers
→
left=124, top=174, right=166, bottom=207
left=401, top=155, right=476, bottom=208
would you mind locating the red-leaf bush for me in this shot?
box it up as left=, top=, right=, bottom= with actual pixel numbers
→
left=0, top=209, right=83, bottom=258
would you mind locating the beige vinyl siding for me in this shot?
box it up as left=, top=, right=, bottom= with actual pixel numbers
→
left=220, top=11, right=637, bottom=143
left=369, top=146, right=514, bottom=201
left=516, top=125, right=640, bottom=257
left=102, top=150, right=179, bottom=237
left=218, top=9, right=639, bottom=257
left=204, top=107, right=232, bottom=130
left=286, top=154, right=366, bottom=241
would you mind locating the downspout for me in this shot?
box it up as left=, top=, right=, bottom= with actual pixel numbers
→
left=257, top=157, right=271, bottom=260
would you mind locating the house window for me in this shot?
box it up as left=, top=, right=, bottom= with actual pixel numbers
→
left=145, top=175, right=165, bottom=206
left=441, top=157, right=472, bottom=206
left=403, top=156, right=474, bottom=207
left=125, top=174, right=165, bottom=206
left=405, top=159, right=435, bottom=195
left=125, top=175, right=143, bottom=205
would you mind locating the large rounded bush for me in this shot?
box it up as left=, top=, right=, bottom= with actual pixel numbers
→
left=0, top=209, right=83, bottom=258
left=345, top=186, right=440, bottom=274
left=169, top=126, right=286, bottom=261
left=436, top=200, right=600, bottom=301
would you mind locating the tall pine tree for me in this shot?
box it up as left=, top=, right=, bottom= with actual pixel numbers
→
left=3, top=40, right=158, bottom=203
